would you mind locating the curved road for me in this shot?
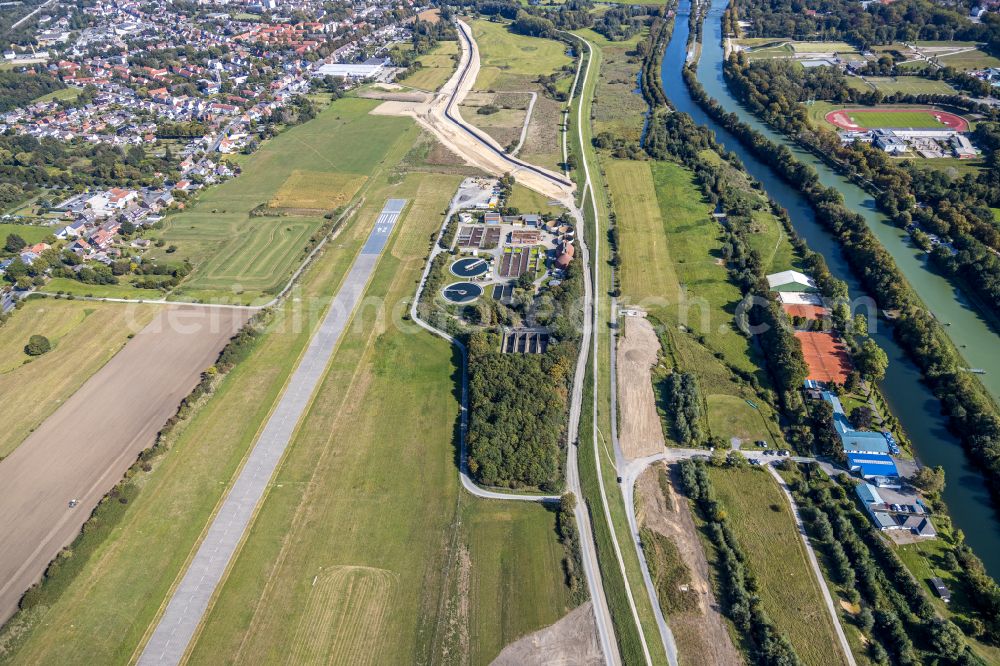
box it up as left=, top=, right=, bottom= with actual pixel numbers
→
left=565, top=31, right=677, bottom=666
left=409, top=20, right=621, bottom=665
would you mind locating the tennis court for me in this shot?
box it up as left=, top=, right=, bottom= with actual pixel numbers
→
left=794, top=330, right=853, bottom=385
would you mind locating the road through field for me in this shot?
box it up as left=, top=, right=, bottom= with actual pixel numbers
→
left=0, top=305, right=250, bottom=625
left=407, top=20, right=620, bottom=665
left=136, top=200, right=406, bottom=666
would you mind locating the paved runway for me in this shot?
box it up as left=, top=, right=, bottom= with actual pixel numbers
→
left=137, top=199, right=407, bottom=666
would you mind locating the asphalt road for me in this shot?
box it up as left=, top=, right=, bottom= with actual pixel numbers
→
left=136, top=199, right=406, bottom=666
left=409, top=23, right=620, bottom=665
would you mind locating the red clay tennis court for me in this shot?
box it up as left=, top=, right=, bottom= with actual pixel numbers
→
left=782, top=303, right=830, bottom=319
left=794, top=330, right=853, bottom=384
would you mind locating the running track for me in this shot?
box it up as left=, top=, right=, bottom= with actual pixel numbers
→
left=136, top=199, right=407, bottom=666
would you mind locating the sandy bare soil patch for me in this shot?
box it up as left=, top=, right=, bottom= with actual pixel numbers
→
left=491, top=601, right=602, bottom=666
left=637, top=464, right=742, bottom=666
left=357, top=89, right=430, bottom=103
left=370, top=19, right=573, bottom=206
left=617, top=316, right=666, bottom=460
left=0, top=305, right=250, bottom=623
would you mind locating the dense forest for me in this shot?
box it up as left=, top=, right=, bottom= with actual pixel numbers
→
left=730, top=0, right=1000, bottom=51
left=466, top=331, right=576, bottom=490
left=0, top=71, right=65, bottom=113
left=0, top=134, right=177, bottom=195
left=790, top=465, right=985, bottom=664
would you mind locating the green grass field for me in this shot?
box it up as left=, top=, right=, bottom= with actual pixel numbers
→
left=584, top=26, right=648, bottom=142
left=150, top=97, right=417, bottom=303
left=398, top=40, right=459, bottom=91
left=508, top=183, right=564, bottom=217
left=30, top=87, right=81, bottom=104
left=705, top=467, right=849, bottom=666
left=472, top=20, right=572, bottom=90
left=470, top=20, right=571, bottom=173
left=936, top=47, right=1000, bottom=71
left=0, top=223, right=54, bottom=245
left=846, top=76, right=958, bottom=96
left=835, top=109, right=949, bottom=129
left=0, top=298, right=157, bottom=459
left=609, top=158, right=787, bottom=446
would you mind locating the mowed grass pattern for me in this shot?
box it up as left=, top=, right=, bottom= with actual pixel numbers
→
left=705, top=467, right=848, bottom=666
left=0, top=299, right=157, bottom=458
left=287, top=566, right=396, bottom=665
left=610, top=158, right=786, bottom=445
left=153, top=97, right=416, bottom=301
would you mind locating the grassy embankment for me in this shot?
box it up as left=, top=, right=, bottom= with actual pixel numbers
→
left=609, top=157, right=789, bottom=447
left=469, top=19, right=573, bottom=172
left=0, top=298, right=157, bottom=459
left=703, top=466, right=850, bottom=666
left=1, top=123, right=573, bottom=664
left=571, top=29, right=672, bottom=665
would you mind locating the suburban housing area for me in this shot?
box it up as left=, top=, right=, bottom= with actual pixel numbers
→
left=2, top=0, right=1000, bottom=664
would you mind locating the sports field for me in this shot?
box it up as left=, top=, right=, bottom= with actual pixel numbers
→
left=151, top=97, right=417, bottom=303
left=794, top=330, right=853, bottom=384
left=0, top=298, right=157, bottom=459
left=824, top=107, right=968, bottom=131
left=845, top=76, right=957, bottom=96
left=705, top=467, right=849, bottom=666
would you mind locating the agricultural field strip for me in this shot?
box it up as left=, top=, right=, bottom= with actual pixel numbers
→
left=570, top=30, right=676, bottom=666
left=608, top=300, right=678, bottom=664
left=136, top=199, right=406, bottom=666
left=0, top=305, right=249, bottom=625
left=411, top=23, right=619, bottom=664
left=765, top=466, right=856, bottom=665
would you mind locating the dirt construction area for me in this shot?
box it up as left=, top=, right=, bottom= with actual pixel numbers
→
left=617, top=316, right=666, bottom=459
left=491, top=601, right=602, bottom=666
left=0, top=305, right=251, bottom=623
left=637, top=464, right=742, bottom=666
left=370, top=19, right=573, bottom=206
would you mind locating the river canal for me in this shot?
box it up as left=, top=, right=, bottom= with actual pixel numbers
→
left=659, top=0, right=1000, bottom=575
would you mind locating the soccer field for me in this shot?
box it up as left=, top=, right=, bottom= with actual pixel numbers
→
left=823, top=106, right=968, bottom=131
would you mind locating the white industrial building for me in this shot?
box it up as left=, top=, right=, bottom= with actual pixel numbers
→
left=316, top=58, right=389, bottom=81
